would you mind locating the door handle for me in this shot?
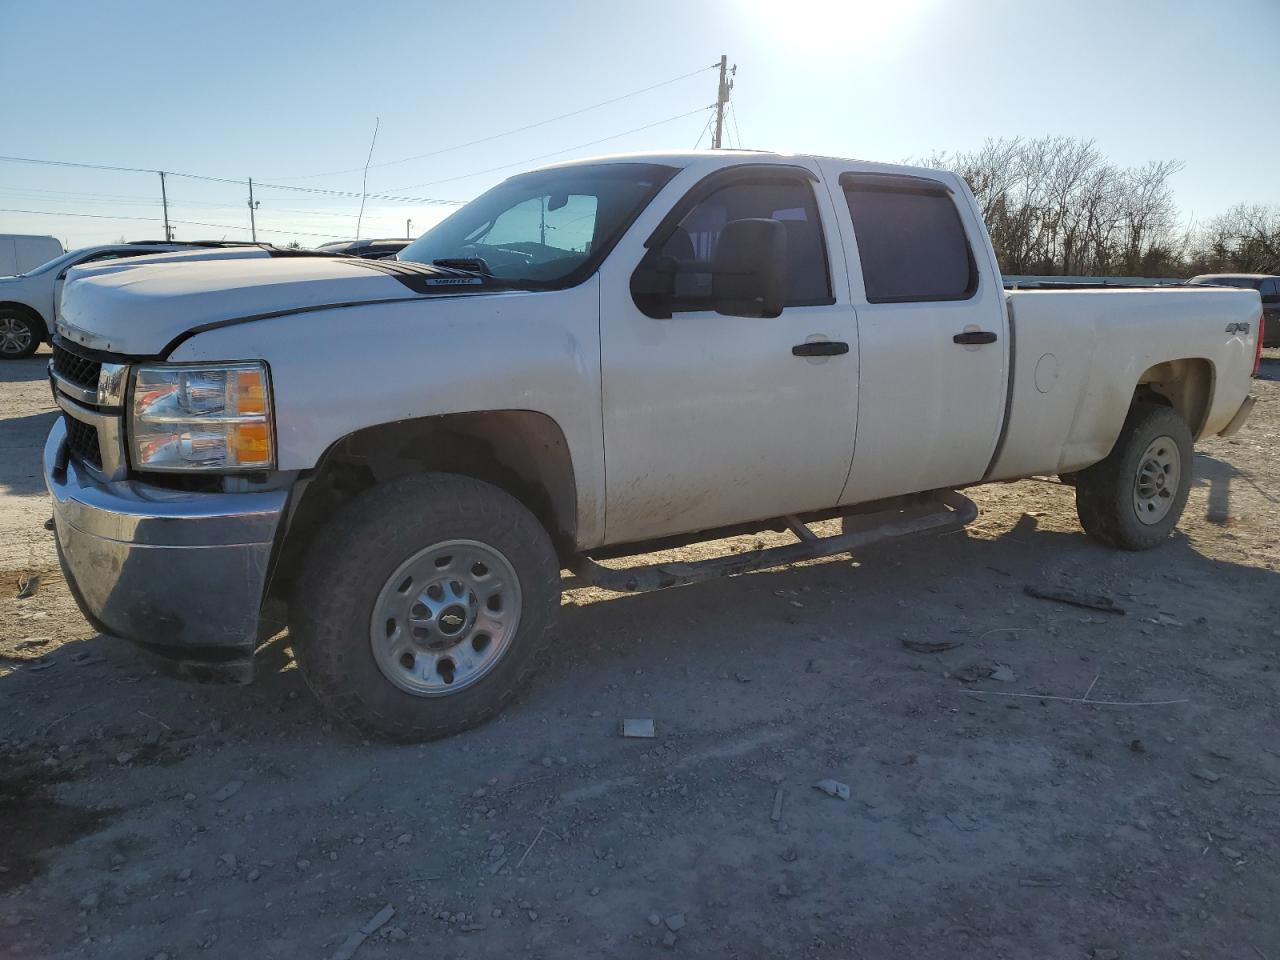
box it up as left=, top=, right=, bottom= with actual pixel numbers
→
left=953, top=331, right=998, bottom=345
left=792, top=341, right=849, bottom=357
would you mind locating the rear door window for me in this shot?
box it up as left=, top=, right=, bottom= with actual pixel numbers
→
left=842, top=178, right=977, bottom=303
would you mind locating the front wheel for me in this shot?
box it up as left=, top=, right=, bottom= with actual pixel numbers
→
left=0, top=310, right=41, bottom=360
left=1074, top=402, right=1193, bottom=551
left=290, top=474, right=561, bottom=742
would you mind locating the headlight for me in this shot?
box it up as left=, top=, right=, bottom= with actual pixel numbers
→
left=129, top=362, right=274, bottom=472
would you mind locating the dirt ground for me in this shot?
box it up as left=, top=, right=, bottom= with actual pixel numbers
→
left=2, top=348, right=1278, bottom=960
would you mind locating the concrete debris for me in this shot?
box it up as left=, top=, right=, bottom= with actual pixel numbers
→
left=664, top=913, right=686, bottom=932
left=770, top=788, right=785, bottom=822
left=990, top=663, right=1017, bottom=683
left=329, top=904, right=395, bottom=960
left=813, top=779, right=850, bottom=801
left=210, top=780, right=244, bottom=803
left=1191, top=768, right=1222, bottom=783
left=621, top=719, right=655, bottom=739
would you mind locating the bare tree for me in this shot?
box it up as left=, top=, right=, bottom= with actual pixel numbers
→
left=1188, top=203, right=1280, bottom=274
left=924, top=137, right=1184, bottom=277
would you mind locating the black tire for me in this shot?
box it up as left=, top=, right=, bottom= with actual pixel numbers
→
left=0, top=308, right=42, bottom=360
left=1074, top=402, right=1193, bottom=551
left=290, top=473, right=560, bottom=742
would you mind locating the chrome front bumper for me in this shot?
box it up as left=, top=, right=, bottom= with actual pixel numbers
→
left=43, top=418, right=288, bottom=664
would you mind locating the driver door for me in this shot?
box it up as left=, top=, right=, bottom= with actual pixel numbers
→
left=597, top=164, right=859, bottom=545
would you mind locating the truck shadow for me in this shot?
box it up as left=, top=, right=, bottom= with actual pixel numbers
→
left=1192, top=452, right=1277, bottom=525
left=6, top=501, right=1277, bottom=750
left=248, top=506, right=1280, bottom=717
left=0, top=350, right=52, bottom=385
left=4, top=503, right=1277, bottom=904
left=0, top=411, right=59, bottom=496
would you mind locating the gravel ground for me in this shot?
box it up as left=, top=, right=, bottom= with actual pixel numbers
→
left=2, top=348, right=1279, bottom=959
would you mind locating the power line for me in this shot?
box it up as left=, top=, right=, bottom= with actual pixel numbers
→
left=693, top=112, right=714, bottom=149
left=386, top=105, right=714, bottom=191
left=0, top=207, right=347, bottom=240
left=0, top=155, right=463, bottom=206
left=729, top=100, right=743, bottom=150
left=0, top=189, right=375, bottom=222
left=270, top=63, right=720, bottom=181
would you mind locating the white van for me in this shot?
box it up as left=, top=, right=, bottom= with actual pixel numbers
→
left=0, top=234, right=64, bottom=277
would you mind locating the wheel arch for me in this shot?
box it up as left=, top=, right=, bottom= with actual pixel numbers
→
left=267, top=410, right=577, bottom=607
left=1134, top=356, right=1215, bottom=440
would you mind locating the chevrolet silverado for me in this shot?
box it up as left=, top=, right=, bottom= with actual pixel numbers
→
left=44, top=151, right=1263, bottom=740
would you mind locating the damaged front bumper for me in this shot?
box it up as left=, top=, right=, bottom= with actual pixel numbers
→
left=43, top=417, right=288, bottom=680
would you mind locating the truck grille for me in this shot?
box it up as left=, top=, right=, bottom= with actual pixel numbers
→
left=52, top=343, right=102, bottom=393
left=64, top=416, right=103, bottom=469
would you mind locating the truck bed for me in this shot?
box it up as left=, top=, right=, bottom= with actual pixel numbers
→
left=987, top=286, right=1261, bottom=480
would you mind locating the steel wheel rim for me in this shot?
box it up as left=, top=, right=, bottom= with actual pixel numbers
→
left=0, top=318, right=32, bottom=355
left=1132, top=435, right=1180, bottom=525
left=370, top=538, right=522, bottom=697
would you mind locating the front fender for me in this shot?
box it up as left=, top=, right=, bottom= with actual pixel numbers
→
left=167, top=280, right=607, bottom=548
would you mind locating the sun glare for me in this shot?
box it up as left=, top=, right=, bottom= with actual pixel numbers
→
left=742, top=0, right=928, bottom=51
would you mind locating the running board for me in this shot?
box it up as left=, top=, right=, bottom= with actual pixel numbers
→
left=572, top=492, right=978, bottom=593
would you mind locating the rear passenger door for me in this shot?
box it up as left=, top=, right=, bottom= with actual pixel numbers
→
left=819, top=163, right=1010, bottom=504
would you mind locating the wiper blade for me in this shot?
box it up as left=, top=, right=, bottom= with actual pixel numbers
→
left=432, top=257, right=492, bottom=277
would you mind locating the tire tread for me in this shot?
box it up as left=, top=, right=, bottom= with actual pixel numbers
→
left=1073, top=402, right=1192, bottom=551
left=290, top=473, right=560, bottom=742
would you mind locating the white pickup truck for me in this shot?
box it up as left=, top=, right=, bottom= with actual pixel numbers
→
left=44, top=151, right=1263, bottom=741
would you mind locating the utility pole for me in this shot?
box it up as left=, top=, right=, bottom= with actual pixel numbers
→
left=247, top=178, right=260, bottom=242
left=158, top=171, right=174, bottom=241
left=712, top=54, right=736, bottom=149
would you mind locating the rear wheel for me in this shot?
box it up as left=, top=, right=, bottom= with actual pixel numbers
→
left=0, top=310, right=41, bottom=360
left=290, top=473, right=560, bottom=742
left=1074, top=402, right=1193, bottom=551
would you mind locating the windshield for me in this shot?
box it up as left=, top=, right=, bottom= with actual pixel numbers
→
left=398, top=162, right=677, bottom=287
left=18, top=248, right=94, bottom=277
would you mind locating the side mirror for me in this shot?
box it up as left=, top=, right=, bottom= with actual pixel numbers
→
left=711, top=218, right=786, bottom=318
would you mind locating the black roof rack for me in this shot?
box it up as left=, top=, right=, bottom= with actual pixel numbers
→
left=124, top=240, right=269, bottom=248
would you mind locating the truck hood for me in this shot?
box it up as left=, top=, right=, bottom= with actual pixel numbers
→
left=56, top=256, right=463, bottom=355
